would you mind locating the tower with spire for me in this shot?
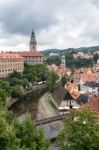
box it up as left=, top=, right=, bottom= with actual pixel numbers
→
left=29, top=30, right=37, bottom=51
left=61, top=55, right=66, bottom=68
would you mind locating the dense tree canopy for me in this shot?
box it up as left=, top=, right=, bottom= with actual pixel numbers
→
left=0, top=89, right=6, bottom=107
left=14, top=114, right=49, bottom=150
left=10, top=85, right=23, bottom=98
left=0, top=110, right=21, bottom=150
left=46, top=56, right=61, bottom=65
left=61, top=75, right=70, bottom=87
left=23, top=63, right=48, bottom=83
left=0, top=110, right=49, bottom=150
left=46, top=53, right=93, bottom=68
left=57, top=109, right=99, bottom=150
left=93, top=53, right=99, bottom=63
left=46, top=71, right=59, bottom=93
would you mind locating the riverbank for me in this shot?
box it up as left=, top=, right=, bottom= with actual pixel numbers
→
left=38, top=92, right=63, bottom=130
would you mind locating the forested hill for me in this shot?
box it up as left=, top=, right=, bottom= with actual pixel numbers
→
left=43, top=45, right=99, bottom=54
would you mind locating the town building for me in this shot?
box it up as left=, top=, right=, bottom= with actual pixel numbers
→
left=19, top=51, right=44, bottom=65
left=73, top=52, right=93, bottom=59
left=0, top=53, right=24, bottom=78
left=49, top=52, right=59, bottom=57
left=79, top=96, right=99, bottom=113
left=58, top=90, right=80, bottom=113
left=47, top=64, right=71, bottom=78
left=80, top=82, right=99, bottom=95
left=73, top=72, right=81, bottom=85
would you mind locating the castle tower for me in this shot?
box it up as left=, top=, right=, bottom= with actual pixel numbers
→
left=61, top=55, right=65, bottom=67
left=29, top=30, right=37, bottom=51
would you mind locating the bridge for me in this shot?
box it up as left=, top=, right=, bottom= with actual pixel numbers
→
left=35, top=113, right=70, bottom=126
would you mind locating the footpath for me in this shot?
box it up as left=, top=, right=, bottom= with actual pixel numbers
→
left=38, top=92, right=63, bottom=130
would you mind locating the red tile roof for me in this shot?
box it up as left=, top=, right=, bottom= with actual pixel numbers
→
left=79, top=96, right=99, bottom=113
left=0, top=53, right=23, bottom=59
left=47, top=64, right=71, bottom=76
left=81, top=73, right=99, bottom=82
left=19, top=51, right=43, bottom=57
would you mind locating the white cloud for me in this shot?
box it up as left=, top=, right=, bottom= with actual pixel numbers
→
left=0, top=0, right=99, bottom=51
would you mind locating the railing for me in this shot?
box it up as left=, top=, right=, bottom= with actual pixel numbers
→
left=35, top=113, right=70, bottom=126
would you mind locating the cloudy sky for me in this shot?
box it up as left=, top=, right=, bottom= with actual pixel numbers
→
left=0, top=0, right=99, bottom=51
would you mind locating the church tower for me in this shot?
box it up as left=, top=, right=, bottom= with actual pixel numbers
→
left=29, top=30, right=37, bottom=51
left=61, top=55, right=65, bottom=67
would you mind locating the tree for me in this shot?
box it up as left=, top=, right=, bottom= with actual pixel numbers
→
left=35, top=64, right=48, bottom=83
left=0, top=80, right=11, bottom=96
left=46, top=56, right=61, bottom=65
left=0, top=89, right=6, bottom=107
left=93, top=53, right=99, bottom=63
left=0, top=110, right=20, bottom=150
left=0, top=110, right=49, bottom=150
left=61, top=75, right=70, bottom=87
left=9, top=77, right=22, bottom=86
left=8, top=70, right=22, bottom=79
left=14, top=114, right=49, bottom=150
left=21, top=79, right=29, bottom=89
left=57, top=109, right=99, bottom=150
left=46, top=71, right=58, bottom=93
left=11, top=85, right=23, bottom=98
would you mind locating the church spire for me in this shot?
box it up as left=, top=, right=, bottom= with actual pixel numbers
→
left=29, top=30, right=37, bottom=51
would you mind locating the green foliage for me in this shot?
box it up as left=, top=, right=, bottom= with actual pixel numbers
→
left=21, top=79, right=29, bottom=89
left=9, top=77, right=22, bottom=86
left=14, top=114, right=49, bottom=150
left=57, top=109, right=99, bottom=150
left=0, top=110, right=20, bottom=150
left=0, top=89, right=6, bottom=107
left=8, top=70, right=22, bottom=79
left=0, top=80, right=10, bottom=96
left=93, top=53, right=99, bottom=63
left=46, top=53, right=93, bottom=68
left=61, top=75, right=70, bottom=87
left=11, top=85, right=23, bottom=98
left=66, top=57, right=93, bottom=68
left=46, top=71, right=59, bottom=93
left=0, top=110, right=49, bottom=150
left=23, top=63, right=48, bottom=83
left=0, top=64, right=49, bottom=106
left=46, top=56, right=61, bottom=65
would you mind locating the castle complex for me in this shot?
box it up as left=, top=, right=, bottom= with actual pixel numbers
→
left=0, top=30, right=44, bottom=78
left=19, top=30, right=44, bottom=65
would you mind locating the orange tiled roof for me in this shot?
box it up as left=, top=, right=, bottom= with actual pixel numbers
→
left=19, top=51, right=43, bottom=57
left=0, top=53, right=23, bottom=59
left=66, top=82, right=80, bottom=99
left=81, top=73, right=99, bottom=82
left=47, top=64, right=69, bottom=75
left=79, top=96, right=99, bottom=113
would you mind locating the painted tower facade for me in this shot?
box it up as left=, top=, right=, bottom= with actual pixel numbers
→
left=29, top=30, right=37, bottom=51
left=61, top=55, right=65, bottom=67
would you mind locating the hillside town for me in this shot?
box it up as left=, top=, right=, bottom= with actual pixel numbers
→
left=0, top=31, right=99, bottom=150
left=0, top=30, right=99, bottom=115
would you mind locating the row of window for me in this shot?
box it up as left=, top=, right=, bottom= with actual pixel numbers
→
left=25, top=57, right=42, bottom=59
left=0, top=63, right=23, bottom=67
left=0, top=68, right=23, bottom=72
left=0, top=59, right=23, bottom=63
left=26, top=60, right=43, bottom=63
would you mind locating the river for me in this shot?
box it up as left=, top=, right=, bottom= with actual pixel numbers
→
left=10, top=92, right=62, bottom=150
